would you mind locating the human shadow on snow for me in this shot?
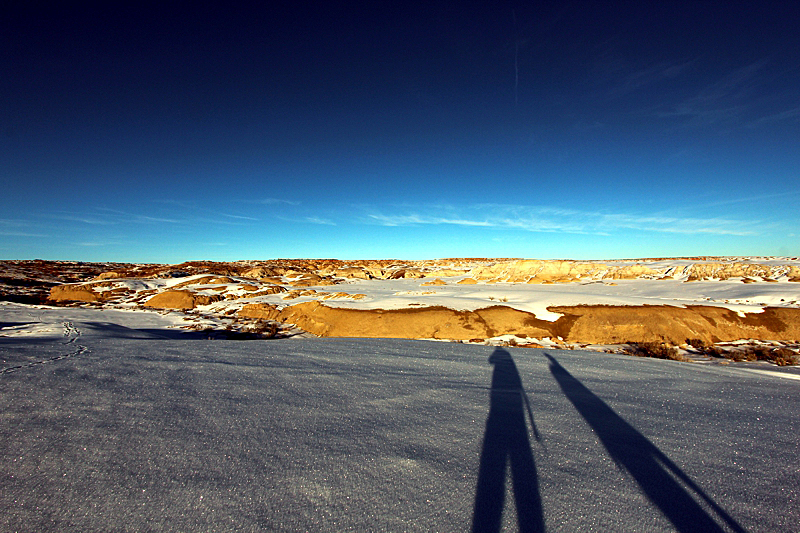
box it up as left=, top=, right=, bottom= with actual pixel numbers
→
left=472, top=348, right=545, bottom=533
left=543, top=352, right=746, bottom=533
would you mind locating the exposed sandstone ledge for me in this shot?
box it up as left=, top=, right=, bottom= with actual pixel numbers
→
left=239, top=302, right=800, bottom=345
left=144, top=290, right=224, bottom=310
left=239, top=302, right=558, bottom=340
left=467, top=259, right=800, bottom=284
left=548, top=305, right=800, bottom=345
left=469, top=260, right=661, bottom=283
left=49, top=284, right=102, bottom=303
left=93, top=271, right=125, bottom=281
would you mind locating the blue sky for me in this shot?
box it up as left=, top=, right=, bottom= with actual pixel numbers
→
left=2, top=2, right=799, bottom=262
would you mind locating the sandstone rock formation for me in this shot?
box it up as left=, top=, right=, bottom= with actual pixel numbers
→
left=239, top=302, right=800, bottom=346
left=49, top=284, right=102, bottom=303
left=93, top=271, right=125, bottom=281
left=334, top=267, right=372, bottom=279
left=469, top=260, right=662, bottom=284
left=683, top=263, right=800, bottom=281
left=144, top=290, right=224, bottom=310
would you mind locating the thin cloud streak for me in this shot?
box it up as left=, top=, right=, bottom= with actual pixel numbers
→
left=221, top=213, right=259, bottom=221
left=659, top=61, right=766, bottom=126
left=49, top=214, right=119, bottom=225
left=251, top=198, right=301, bottom=206
left=367, top=205, right=759, bottom=236
left=686, top=190, right=800, bottom=210
left=274, top=215, right=337, bottom=226
left=368, top=214, right=492, bottom=228
left=137, top=215, right=183, bottom=224
left=750, top=105, right=800, bottom=126
left=0, top=231, right=48, bottom=238
left=607, top=60, right=694, bottom=98
left=77, top=241, right=119, bottom=247
left=0, top=219, right=48, bottom=238
left=303, top=217, right=336, bottom=226
left=55, top=208, right=184, bottom=226
left=53, top=208, right=260, bottom=228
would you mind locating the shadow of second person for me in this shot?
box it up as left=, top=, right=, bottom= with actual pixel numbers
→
left=472, top=348, right=545, bottom=533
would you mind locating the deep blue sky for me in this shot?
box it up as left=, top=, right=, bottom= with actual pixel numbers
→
left=2, top=1, right=799, bottom=261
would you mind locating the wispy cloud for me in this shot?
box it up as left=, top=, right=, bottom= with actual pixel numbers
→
left=606, top=61, right=694, bottom=98
left=0, top=231, right=48, bottom=238
left=251, top=198, right=301, bottom=206
left=0, top=219, right=48, bottom=237
left=273, top=215, right=337, bottom=226
left=592, top=213, right=757, bottom=236
left=137, top=215, right=182, bottom=224
left=221, top=213, right=259, bottom=221
left=62, top=208, right=185, bottom=225
left=685, top=190, right=800, bottom=210
left=76, top=241, right=117, bottom=247
left=303, top=217, right=336, bottom=226
left=750, top=105, right=800, bottom=126
left=368, top=214, right=492, bottom=227
left=659, top=61, right=765, bottom=126
left=366, top=204, right=760, bottom=236
left=49, top=213, right=118, bottom=225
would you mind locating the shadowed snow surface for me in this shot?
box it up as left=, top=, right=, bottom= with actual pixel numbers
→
left=1, top=305, right=798, bottom=532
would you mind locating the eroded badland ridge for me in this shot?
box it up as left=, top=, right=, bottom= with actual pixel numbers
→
left=3, top=257, right=799, bottom=364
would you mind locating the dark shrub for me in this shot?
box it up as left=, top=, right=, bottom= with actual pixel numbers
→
left=627, top=342, right=686, bottom=362
left=732, top=346, right=798, bottom=366
left=250, top=320, right=279, bottom=338
left=686, top=338, right=706, bottom=350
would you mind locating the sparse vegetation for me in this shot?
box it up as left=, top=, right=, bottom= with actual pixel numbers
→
left=686, top=338, right=724, bottom=357
left=626, top=342, right=687, bottom=362
left=686, top=338, right=705, bottom=350
left=738, top=345, right=798, bottom=366
left=246, top=320, right=280, bottom=338
left=184, top=323, right=214, bottom=332
left=685, top=338, right=798, bottom=365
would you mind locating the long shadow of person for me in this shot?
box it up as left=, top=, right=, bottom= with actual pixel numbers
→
left=472, top=348, right=545, bottom=533
left=543, top=352, right=746, bottom=533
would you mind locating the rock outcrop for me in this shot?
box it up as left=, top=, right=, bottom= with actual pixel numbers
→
left=239, top=302, right=800, bottom=345
left=49, top=284, right=102, bottom=303
left=144, top=290, right=224, bottom=310
left=683, top=263, right=800, bottom=281
left=469, top=260, right=662, bottom=283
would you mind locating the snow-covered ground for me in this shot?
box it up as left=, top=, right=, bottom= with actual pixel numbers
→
left=263, top=276, right=800, bottom=321
left=0, top=301, right=189, bottom=340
